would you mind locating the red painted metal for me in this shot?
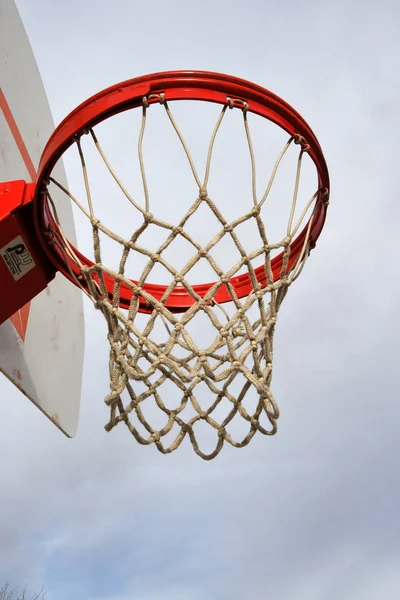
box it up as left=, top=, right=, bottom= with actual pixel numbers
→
left=0, top=181, right=55, bottom=324
left=31, top=71, right=329, bottom=313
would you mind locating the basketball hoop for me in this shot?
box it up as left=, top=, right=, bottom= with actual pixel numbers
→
left=2, top=71, right=330, bottom=459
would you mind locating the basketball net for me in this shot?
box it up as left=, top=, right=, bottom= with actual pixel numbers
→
left=45, top=93, right=328, bottom=460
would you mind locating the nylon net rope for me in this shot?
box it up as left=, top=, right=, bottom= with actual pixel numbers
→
left=46, top=93, right=327, bottom=460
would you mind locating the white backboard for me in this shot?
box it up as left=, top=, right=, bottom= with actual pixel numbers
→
left=0, top=0, right=85, bottom=436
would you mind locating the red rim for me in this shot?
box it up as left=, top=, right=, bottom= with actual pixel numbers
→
left=33, top=70, right=330, bottom=313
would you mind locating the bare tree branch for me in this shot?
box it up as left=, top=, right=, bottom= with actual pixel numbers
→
left=0, top=584, right=45, bottom=600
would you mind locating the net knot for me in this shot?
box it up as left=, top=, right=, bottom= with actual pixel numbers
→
left=142, top=93, right=165, bottom=108
left=199, top=352, right=208, bottom=364
left=227, top=97, right=249, bottom=112
left=90, top=217, right=100, bottom=227
left=198, top=299, right=207, bottom=310
left=294, top=134, right=310, bottom=152
left=41, top=178, right=51, bottom=191
left=45, top=230, right=55, bottom=244
left=143, top=211, right=153, bottom=223
left=320, top=187, right=330, bottom=205
left=199, top=188, right=208, bottom=200
left=150, top=431, right=161, bottom=443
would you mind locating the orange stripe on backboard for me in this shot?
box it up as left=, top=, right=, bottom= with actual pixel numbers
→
left=0, top=88, right=37, bottom=182
left=10, top=302, right=31, bottom=341
left=1, top=87, right=37, bottom=340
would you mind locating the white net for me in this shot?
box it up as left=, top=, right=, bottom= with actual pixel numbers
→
left=45, top=93, right=328, bottom=459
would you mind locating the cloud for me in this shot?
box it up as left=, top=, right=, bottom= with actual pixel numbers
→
left=1, top=0, right=400, bottom=598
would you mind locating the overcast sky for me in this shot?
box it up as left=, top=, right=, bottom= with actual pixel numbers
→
left=1, top=0, right=400, bottom=598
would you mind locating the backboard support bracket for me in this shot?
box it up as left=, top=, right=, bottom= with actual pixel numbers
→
left=0, top=180, right=55, bottom=324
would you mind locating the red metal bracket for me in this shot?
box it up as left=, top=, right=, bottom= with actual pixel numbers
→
left=0, top=180, right=56, bottom=325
